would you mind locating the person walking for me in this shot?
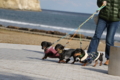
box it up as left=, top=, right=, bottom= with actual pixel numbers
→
left=85, top=0, right=120, bottom=65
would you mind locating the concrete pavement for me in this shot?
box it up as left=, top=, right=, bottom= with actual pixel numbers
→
left=0, top=43, right=120, bottom=80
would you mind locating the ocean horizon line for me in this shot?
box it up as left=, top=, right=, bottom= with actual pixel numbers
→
left=41, top=9, right=92, bottom=15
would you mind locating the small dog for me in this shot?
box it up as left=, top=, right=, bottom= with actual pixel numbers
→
left=55, top=44, right=76, bottom=63
left=73, top=49, right=104, bottom=67
left=41, top=41, right=60, bottom=60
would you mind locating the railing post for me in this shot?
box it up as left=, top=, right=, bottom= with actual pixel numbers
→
left=108, top=46, right=120, bottom=76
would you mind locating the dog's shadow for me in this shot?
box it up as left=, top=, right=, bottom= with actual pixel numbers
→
left=68, top=62, right=83, bottom=66
left=27, top=57, right=58, bottom=63
left=23, top=49, right=59, bottom=63
left=27, top=57, right=42, bottom=60
left=43, top=59, right=59, bottom=63
left=82, top=67, right=108, bottom=74
left=23, top=49, right=44, bottom=54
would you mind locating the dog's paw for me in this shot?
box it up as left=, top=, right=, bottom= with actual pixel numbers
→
left=93, top=65, right=96, bottom=67
left=82, top=63, right=87, bottom=66
left=71, top=62, right=74, bottom=64
left=80, top=61, right=84, bottom=63
left=42, top=58, right=45, bottom=60
left=42, top=57, right=46, bottom=60
left=66, top=59, right=70, bottom=63
left=58, top=60, right=61, bottom=63
left=99, top=62, right=102, bottom=66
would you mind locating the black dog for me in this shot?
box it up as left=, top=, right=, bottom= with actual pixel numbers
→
left=55, top=44, right=76, bottom=63
left=71, top=48, right=86, bottom=64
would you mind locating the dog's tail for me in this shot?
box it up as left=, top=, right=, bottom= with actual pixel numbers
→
left=100, top=53, right=104, bottom=56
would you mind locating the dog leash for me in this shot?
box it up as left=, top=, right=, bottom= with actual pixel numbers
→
left=50, top=5, right=105, bottom=47
left=79, top=32, right=82, bottom=49
left=63, top=5, right=105, bottom=47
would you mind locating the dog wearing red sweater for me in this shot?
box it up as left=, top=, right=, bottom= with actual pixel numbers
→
left=41, top=41, right=65, bottom=63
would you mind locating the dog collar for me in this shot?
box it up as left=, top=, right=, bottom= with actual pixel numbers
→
left=79, top=54, right=84, bottom=58
left=80, top=51, right=88, bottom=61
left=80, top=51, right=100, bottom=61
left=58, top=50, right=63, bottom=54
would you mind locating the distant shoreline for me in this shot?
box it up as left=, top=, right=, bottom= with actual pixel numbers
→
left=0, top=24, right=93, bottom=40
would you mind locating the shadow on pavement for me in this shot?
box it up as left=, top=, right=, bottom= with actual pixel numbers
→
left=82, top=67, right=108, bottom=74
left=0, top=72, right=50, bottom=80
left=27, top=57, right=58, bottom=63
left=27, top=57, right=42, bottom=60
left=44, top=59, right=58, bottom=63
left=23, top=49, right=44, bottom=54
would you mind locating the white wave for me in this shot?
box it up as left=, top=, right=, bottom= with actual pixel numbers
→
left=0, top=18, right=74, bottom=30
left=0, top=18, right=40, bottom=26
left=0, top=18, right=92, bottom=33
left=0, top=18, right=78, bottom=32
left=115, top=33, right=120, bottom=38
left=80, top=29, right=120, bottom=38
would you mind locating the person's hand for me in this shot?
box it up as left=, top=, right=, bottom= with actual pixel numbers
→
left=103, top=1, right=107, bottom=6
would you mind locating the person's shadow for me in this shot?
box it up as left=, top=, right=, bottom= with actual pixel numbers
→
left=0, top=72, right=50, bottom=80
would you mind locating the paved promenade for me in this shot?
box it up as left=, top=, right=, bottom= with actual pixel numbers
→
left=0, top=43, right=120, bottom=80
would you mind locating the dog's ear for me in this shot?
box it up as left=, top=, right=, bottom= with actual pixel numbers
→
left=60, top=46, right=64, bottom=50
left=55, top=44, right=59, bottom=50
left=41, top=41, right=46, bottom=49
left=41, top=41, right=46, bottom=46
left=41, top=42, right=44, bottom=46
left=41, top=41, right=50, bottom=49
left=47, top=42, right=52, bottom=47
left=55, top=44, right=64, bottom=50
left=58, top=44, right=64, bottom=50
left=81, top=49, right=85, bottom=54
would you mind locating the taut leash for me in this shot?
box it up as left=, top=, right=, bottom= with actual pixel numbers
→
left=63, top=5, right=105, bottom=47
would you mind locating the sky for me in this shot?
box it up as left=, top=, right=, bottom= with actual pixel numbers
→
left=40, top=0, right=98, bottom=14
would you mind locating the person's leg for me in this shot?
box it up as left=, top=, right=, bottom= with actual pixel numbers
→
left=104, top=21, right=119, bottom=65
left=85, top=18, right=107, bottom=64
left=87, top=18, right=107, bottom=53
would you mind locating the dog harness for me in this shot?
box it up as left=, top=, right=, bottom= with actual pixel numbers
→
left=45, top=46, right=60, bottom=58
left=80, top=51, right=100, bottom=61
